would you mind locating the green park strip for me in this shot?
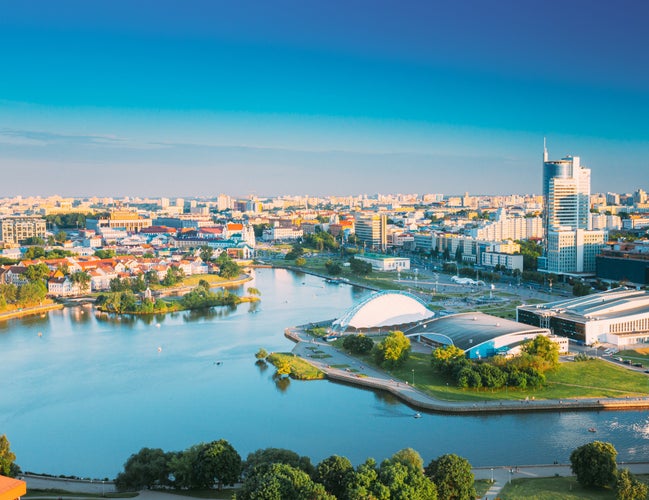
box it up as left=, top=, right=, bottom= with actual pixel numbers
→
left=267, top=352, right=325, bottom=380
left=340, top=351, right=649, bottom=403
left=25, top=490, right=137, bottom=498
left=499, top=474, right=649, bottom=499
left=162, top=488, right=242, bottom=499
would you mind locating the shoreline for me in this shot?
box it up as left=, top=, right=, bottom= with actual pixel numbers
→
left=287, top=327, right=649, bottom=415
left=0, top=303, right=64, bottom=322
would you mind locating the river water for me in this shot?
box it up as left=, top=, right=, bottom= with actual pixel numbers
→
left=1, top=268, right=648, bottom=477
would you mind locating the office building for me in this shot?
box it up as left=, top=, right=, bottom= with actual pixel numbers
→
left=541, top=142, right=606, bottom=275
left=355, top=214, right=387, bottom=251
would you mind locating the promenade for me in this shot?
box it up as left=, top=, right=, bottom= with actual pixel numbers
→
left=288, top=329, right=649, bottom=414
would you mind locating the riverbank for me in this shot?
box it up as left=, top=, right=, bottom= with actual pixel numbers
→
left=0, top=302, right=64, bottom=322
left=287, top=328, right=649, bottom=414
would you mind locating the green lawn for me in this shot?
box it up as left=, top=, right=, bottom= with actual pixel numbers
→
left=25, top=490, right=137, bottom=498
left=349, top=351, right=649, bottom=402
left=499, top=476, right=615, bottom=499
left=162, top=488, right=241, bottom=499
left=618, top=348, right=649, bottom=363
left=474, top=479, right=493, bottom=497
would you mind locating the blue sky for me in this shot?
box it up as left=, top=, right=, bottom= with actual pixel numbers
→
left=1, top=0, right=648, bottom=197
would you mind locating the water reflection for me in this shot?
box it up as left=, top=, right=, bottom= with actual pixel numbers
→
left=274, top=375, right=291, bottom=393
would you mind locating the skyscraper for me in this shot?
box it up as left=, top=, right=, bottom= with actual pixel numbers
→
left=541, top=141, right=606, bottom=275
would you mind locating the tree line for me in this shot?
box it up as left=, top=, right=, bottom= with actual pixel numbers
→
left=115, top=440, right=477, bottom=499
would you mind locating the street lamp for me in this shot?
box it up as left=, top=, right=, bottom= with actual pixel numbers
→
left=491, top=468, right=494, bottom=482
left=411, top=369, right=415, bottom=386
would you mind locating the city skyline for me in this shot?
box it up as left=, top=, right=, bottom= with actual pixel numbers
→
left=1, top=1, right=648, bottom=197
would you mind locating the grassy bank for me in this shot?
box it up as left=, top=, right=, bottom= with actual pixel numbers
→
left=267, top=352, right=325, bottom=380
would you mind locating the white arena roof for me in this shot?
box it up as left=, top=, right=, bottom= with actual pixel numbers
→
left=332, top=291, right=434, bottom=332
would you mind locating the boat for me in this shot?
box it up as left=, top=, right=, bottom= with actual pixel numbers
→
left=588, top=427, right=596, bottom=433
left=414, top=413, right=422, bottom=419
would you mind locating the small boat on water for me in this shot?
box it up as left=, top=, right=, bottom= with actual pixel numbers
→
left=414, top=413, right=422, bottom=419
left=588, top=427, right=596, bottom=433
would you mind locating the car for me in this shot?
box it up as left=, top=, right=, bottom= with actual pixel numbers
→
left=644, top=370, right=649, bottom=374
left=623, top=360, right=632, bottom=365
left=634, top=363, right=643, bottom=368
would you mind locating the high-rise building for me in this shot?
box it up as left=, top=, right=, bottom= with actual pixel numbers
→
left=355, top=214, right=387, bottom=251
left=541, top=141, right=606, bottom=274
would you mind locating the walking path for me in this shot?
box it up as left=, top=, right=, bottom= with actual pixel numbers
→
left=288, top=329, right=649, bottom=414
left=472, top=462, right=649, bottom=498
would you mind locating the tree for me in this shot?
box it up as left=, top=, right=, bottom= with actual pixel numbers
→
left=616, top=468, right=648, bottom=500
left=243, top=448, right=314, bottom=478
left=295, top=257, right=307, bottom=267
left=315, top=455, right=355, bottom=500
left=346, top=458, right=389, bottom=500
left=573, top=281, right=592, bottom=297
left=425, top=454, right=475, bottom=500
left=247, top=287, right=261, bottom=296
left=199, top=246, right=214, bottom=262
left=70, top=271, right=91, bottom=293
left=378, top=460, right=437, bottom=500
left=342, top=334, right=374, bottom=355
left=255, top=348, right=269, bottom=361
left=216, top=253, right=241, bottom=279
left=0, top=435, right=17, bottom=477
left=239, top=462, right=334, bottom=500
left=55, top=230, right=68, bottom=244
left=521, top=335, right=559, bottom=372
left=325, top=259, right=342, bottom=275
left=570, top=441, right=618, bottom=488
left=95, top=249, right=116, bottom=259
left=17, top=281, right=47, bottom=305
left=115, top=447, right=172, bottom=491
left=168, top=445, right=203, bottom=489
left=24, top=246, right=46, bottom=260
left=375, top=331, right=411, bottom=369
left=199, top=439, right=242, bottom=490
left=25, top=263, right=50, bottom=283
left=349, top=256, right=372, bottom=276
left=431, top=345, right=466, bottom=373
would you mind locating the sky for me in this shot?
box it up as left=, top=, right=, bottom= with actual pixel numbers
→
left=1, top=0, right=648, bottom=198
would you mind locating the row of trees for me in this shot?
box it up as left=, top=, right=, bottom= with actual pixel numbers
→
left=431, top=336, right=559, bottom=390
left=115, top=440, right=477, bottom=499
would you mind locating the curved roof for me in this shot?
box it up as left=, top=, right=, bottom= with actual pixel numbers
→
left=333, top=291, right=434, bottom=331
left=407, top=312, right=549, bottom=351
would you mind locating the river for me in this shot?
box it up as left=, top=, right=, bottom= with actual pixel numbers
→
left=1, top=268, right=648, bottom=477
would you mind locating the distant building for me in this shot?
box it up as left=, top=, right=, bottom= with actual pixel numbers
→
left=86, top=211, right=152, bottom=233
left=355, top=214, right=387, bottom=251
left=354, top=253, right=410, bottom=272
left=596, top=242, right=649, bottom=285
left=0, top=216, right=46, bottom=244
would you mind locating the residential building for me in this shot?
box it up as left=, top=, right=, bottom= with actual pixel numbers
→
left=0, top=216, right=47, bottom=244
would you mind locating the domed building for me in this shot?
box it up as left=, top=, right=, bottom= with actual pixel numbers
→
left=331, top=291, right=434, bottom=333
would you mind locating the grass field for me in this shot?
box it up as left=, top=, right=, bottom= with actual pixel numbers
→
left=499, top=476, right=615, bottom=499
left=355, top=351, right=649, bottom=402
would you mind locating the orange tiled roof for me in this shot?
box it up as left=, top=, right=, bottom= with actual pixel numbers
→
left=0, top=475, right=26, bottom=500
